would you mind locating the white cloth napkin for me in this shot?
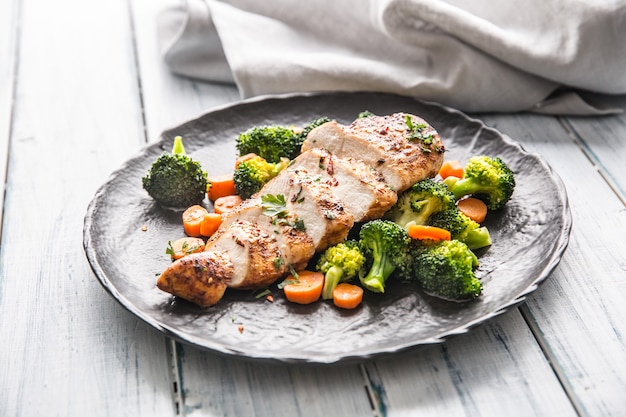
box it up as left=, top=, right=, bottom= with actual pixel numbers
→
left=158, top=0, right=626, bottom=114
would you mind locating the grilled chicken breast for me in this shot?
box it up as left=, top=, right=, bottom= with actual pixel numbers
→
left=157, top=112, right=445, bottom=306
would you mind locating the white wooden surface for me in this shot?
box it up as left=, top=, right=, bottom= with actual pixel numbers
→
left=1, top=0, right=625, bottom=416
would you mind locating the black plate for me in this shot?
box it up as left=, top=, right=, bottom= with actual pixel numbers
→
left=83, top=92, right=571, bottom=364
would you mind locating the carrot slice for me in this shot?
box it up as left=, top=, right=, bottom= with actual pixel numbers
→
left=282, top=270, right=324, bottom=305
left=213, top=195, right=243, bottom=215
left=207, top=174, right=237, bottom=201
left=200, top=212, right=222, bottom=237
left=333, top=283, right=364, bottom=310
left=167, top=237, right=205, bottom=260
left=457, top=197, right=488, bottom=223
left=182, top=205, right=209, bottom=237
left=407, top=224, right=451, bottom=241
left=439, top=160, right=464, bottom=179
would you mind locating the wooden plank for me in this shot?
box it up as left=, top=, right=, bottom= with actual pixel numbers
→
left=562, top=95, right=626, bottom=201
left=0, top=0, right=175, bottom=415
left=172, top=349, right=373, bottom=417
left=366, top=311, right=577, bottom=417
left=0, top=0, right=18, bottom=227
left=478, top=111, right=626, bottom=416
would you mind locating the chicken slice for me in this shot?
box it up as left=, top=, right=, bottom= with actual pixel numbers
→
left=156, top=250, right=233, bottom=307
left=302, top=113, right=445, bottom=192
left=258, top=167, right=354, bottom=251
left=208, top=197, right=315, bottom=272
left=205, top=219, right=288, bottom=289
left=288, top=148, right=398, bottom=222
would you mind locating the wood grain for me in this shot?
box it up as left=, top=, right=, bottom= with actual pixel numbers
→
left=0, top=0, right=174, bottom=415
left=563, top=95, right=626, bottom=202
left=0, top=0, right=19, bottom=230
left=480, top=111, right=626, bottom=416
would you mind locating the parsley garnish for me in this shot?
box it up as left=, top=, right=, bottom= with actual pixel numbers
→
left=261, top=194, right=288, bottom=217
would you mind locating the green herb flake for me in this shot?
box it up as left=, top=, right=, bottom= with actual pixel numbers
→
left=261, top=194, right=288, bottom=218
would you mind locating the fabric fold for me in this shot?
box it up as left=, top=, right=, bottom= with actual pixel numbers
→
left=158, top=0, right=626, bottom=114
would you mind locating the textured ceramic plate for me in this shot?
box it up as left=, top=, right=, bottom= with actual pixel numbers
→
left=84, top=92, right=571, bottom=364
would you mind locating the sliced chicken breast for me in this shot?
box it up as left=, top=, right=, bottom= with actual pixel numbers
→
left=302, top=113, right=445, bottom=192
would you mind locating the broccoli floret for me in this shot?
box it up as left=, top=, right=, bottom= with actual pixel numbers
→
left=449, top=156, right=515, bottom=210
left=236, top=125, right=302, bottom=163
left=297, top=116, right=331, bottom=141
left=316, top=240, right=366, bottom=300
left=141, top=136, right=208, bottom=208
left=357, top=110, right=375, bottom=118
left=384, top=179, right=456, bottom=229
left=358, top=219, right=411, bottom=293
left=410, top=239, right=482, bottom=301
left=428, top=207, right=492, bottom=250
left=233, top=155, right=289, bottom=199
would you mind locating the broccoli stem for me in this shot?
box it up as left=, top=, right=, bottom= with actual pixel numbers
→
left=360, top=257, right=395, bottom=293
left=463, top=226, right=492, bottom=250
left=172, top=136, right=186, bottom=155
left=451, top=179, right=490, bottom=200
left=322, top=265, right=343, bottom=300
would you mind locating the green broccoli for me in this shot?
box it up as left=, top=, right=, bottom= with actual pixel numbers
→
left=233, top=155, right=290, bottom=199
left=236, top=118, right=331, bottom=164
left=428, top=207, right=492, bottom=250
left=141, top=136, right=208, bottom=208
left=296, top=116, right=331, bottom=141
left=358, top=219, right=411, bottom=293
left=410, top=239, right=482, bottom=301
left=316, top=240, right=366, bottom=300
left=449, top=156, right=515, bottom=210
left=357, top=110, right=375, bottom=119
left=384, top=179, right=456, bottom=229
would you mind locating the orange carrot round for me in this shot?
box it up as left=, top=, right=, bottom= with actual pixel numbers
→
left=168, top=237, right=205, bottom=260
left=457, top=197, right=488, bottom=223
left=439, top=160, right=464, bottom=179
left=213, top=195, right=243, bottom=215
left=407, top=224, right=451, bottom=241
left=207, top=174, right=237, bottom=201
left=200, top=212, right=222, bottom=237
left=182, top=205, right=209, bottom=237
left=332, top=283, right=364, bottom=310
left=282, top=270, right=324, bottom=305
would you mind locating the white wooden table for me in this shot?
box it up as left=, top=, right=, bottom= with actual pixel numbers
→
left=1, top=1, right=625, bottom=416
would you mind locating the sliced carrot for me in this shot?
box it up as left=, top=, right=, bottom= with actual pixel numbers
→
left=282, top=270, right=324, bottom=305
left=207, top=174, right=236, bottom=201
left=167, top=237, right=205, bottom=260
left=182, top=205, right=209, bottom=237
left=457, top=197, right=488, bottom=223
left=439, top=160, right=464, bottom=179
left=408, top=224, right=451, bottom=241
left=234, top=153, right=258, bottom=169
left=213, top=195, right=243, bottom=215
left=200, top=212, right=222, bottom=237
left=333, top=283, right=364, bottom=310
